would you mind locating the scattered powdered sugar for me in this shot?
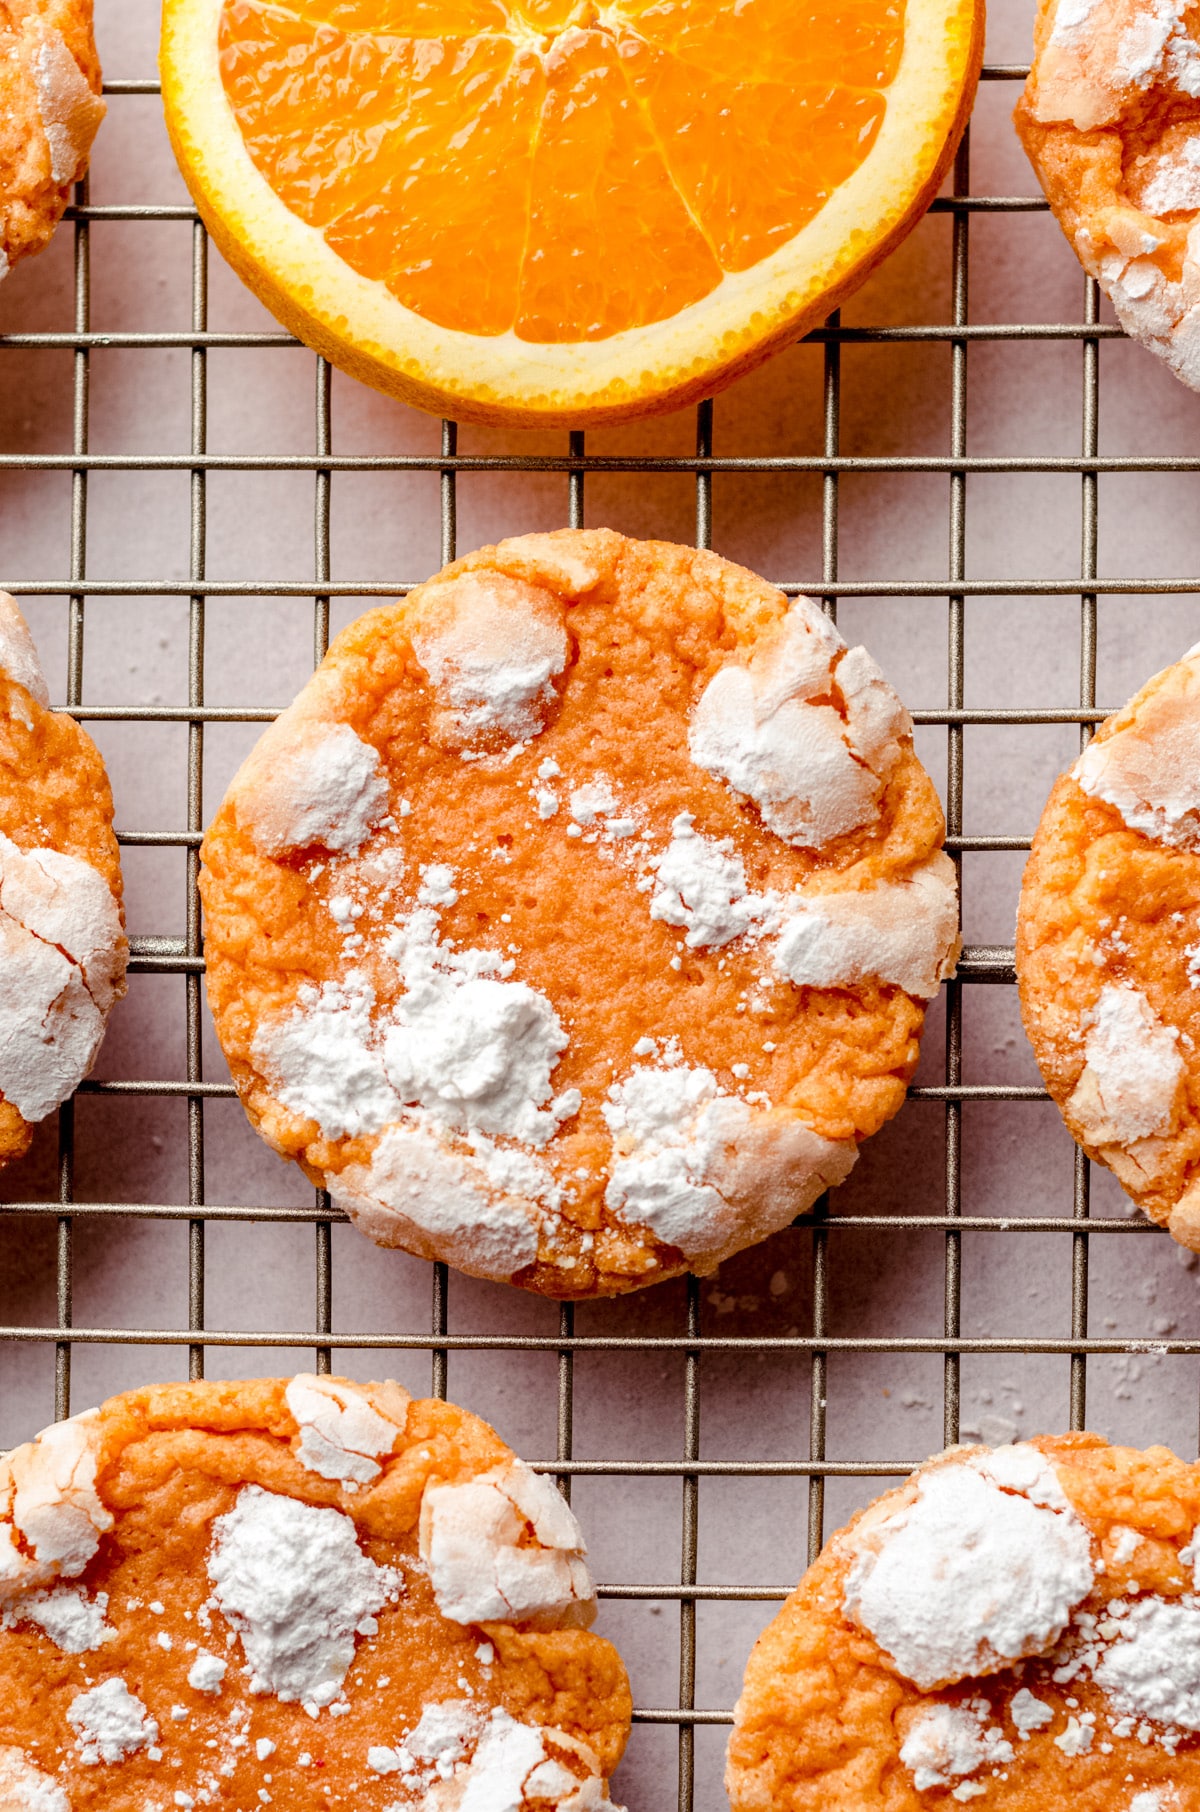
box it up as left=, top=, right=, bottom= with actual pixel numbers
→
left=410, top=572, right=568, bottom=748
left=1009, top=1687, right=1054, bottom=1737
left=187, top=1650, right=227, bottom=1694
left=285, top=1374, right=406, bottom=1488
left=1111, top=1524, right=1144, bottom=1565
left=33, top=27, right=105, bottom=186
left=3, top=1583, right=111, bottom=1652
left=1074, top=665, right=1200, bottom=847
left=648, top=814, right=774, bottom=949
left=0, top=1745, right=69, bottom=1812
left=1067, top=984, right=1184, bottom=1146
left=602, top=1060, right=855, bottom=1267
left=0, top=594, right=49, bottom=706
left=1130, top=1792, right=1172, bottom=1812
left=0, top=832, right=124, bottom=1123
left=899, top=1703, right=1013, bottom=1792
left=1053, top=1712, right=1095, bottom=1754
left=380, top=904, right=576, bottom=1147
left=235, top=720, right=390, bottom=857
left=256, top=896, right=577, bottom=1157
left=419, top=1460, right=595, bottom=1628
left=842, top=1446, right=1095, bottom=1690
left=773, top=852, right=960, bottom=999
left=206, top=1485, right=400, bottom=1711
left=255, top=973, right=397, bottom=1140
left=1094, top=1594, right=1200, bottom=1728
left=0, top=1410, right=113, bottom=1596
left=688, top=597, right=910, bottom=848
left=67, top=1676, right=158, bottom=1765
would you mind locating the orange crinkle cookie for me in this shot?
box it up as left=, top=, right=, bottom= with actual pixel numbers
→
left=199, top=529, right=959, bottom=1298
left=0, top=592, right=126, bottom=1169
left=727, top=1434, right=1200, bottom=1810
left=0, top=1376, right=631, bottom=1811
left=1017, top=0, right=1200, bottom=390
left=1017, top=644, right=1200, bottom=1248
left=0, top=0, right=105, bottom=280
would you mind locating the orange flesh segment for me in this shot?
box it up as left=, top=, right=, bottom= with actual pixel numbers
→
left=218, top=0, right=906, bottom=342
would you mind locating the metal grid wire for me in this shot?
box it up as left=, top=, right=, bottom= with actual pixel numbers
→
left=4, top=37, right=1200, bottom=1812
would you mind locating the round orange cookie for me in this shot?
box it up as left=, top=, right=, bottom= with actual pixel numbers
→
left=0, top=1375, right=631, bottom=1811
left=1016, top=0, right=1200, bottom=391
left=0, top=0, right=105, bottom=281
left=1017, top=645, right=1200, bottom=1247
left=727, top=1435, right=1200, bottom=1811
left=0, top=592, right=126, bottom=1170
left=199, top=529, right=959, bottom=1298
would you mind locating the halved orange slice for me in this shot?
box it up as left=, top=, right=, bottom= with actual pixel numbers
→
left=160, top=0, right=983, bottom=425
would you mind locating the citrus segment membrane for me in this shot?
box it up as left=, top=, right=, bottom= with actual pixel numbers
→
left=218, top=0, right=905, bottom=341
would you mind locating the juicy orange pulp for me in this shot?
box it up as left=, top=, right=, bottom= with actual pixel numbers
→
left=219, top=0, right=905, bottom=343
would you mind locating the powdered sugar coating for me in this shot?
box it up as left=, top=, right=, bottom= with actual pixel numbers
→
left=332, top=1118, right=542, bottom=1281
left=285, top=1374, right=408, bottom=1487
left=0, top=593, right=49, bottom=706
left=0, top=1410, right=113, bottom=1599
left=0, top=832, right=125, bottom=1124
left=688, top=598, right=910, bottom=848
left=1094, top=1594, right=1200, bottom=1728
left=773, top=852, right=960, bottom=999
left=378, top=1704, right=620, bottom=1812
left=410, top=572, right=568, bottom=748
left=206, top=1485, right=400, bottom=1710
left=4, top=1583, right=111, bottom=1653
left=33, top=27, right=106, bottom=186
left=1021, top=2, right=1200, bottom=390
left=602, top=1062, right=856, bottom=1268
left=842, top=1446, right=1095, bottom=1690
left=899, top=1703, right=1013, bottom=1792
left=235, top=721, right=390, bottom=857
left=1066, top=984, right=1184, bottom=1146
left=0, top=1746, right=69, bottom=1812
left=419, top=1462, right=595, bottom=1630
left=1074, top=655, right=1200, bottom=847
left=67, top=1676, right=157, bottom=1765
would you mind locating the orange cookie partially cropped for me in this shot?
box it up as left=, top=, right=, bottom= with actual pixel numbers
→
left=1017, top=645, right=1200, bottom=1248
left=200, top=530, right=958, bottom=1298
left=727, top=1435, right=1200, bottom=1810
left=1016, top=0, right=1200, bottom=391
left=0, top=1376, right=631, bottom=1811
left=0, top=0, right=105, bottom=280
left=0, top=592, right=126, bottom=1169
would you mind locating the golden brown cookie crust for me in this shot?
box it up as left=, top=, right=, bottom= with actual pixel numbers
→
left=0, top=1377, right=632, bottom=1810
left=0, top=0, right=105, bottom=278
left=1016, top=0, right=1200, bottom=390
left=727, top=1433, right=1200, bottom=1810
left=1017, top=650, right=1200, bottom=1240
left=201, top=529, right=953, bottom=1297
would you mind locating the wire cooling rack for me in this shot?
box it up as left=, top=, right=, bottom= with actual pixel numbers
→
left=6, top=8, right=1200, bottom=1808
